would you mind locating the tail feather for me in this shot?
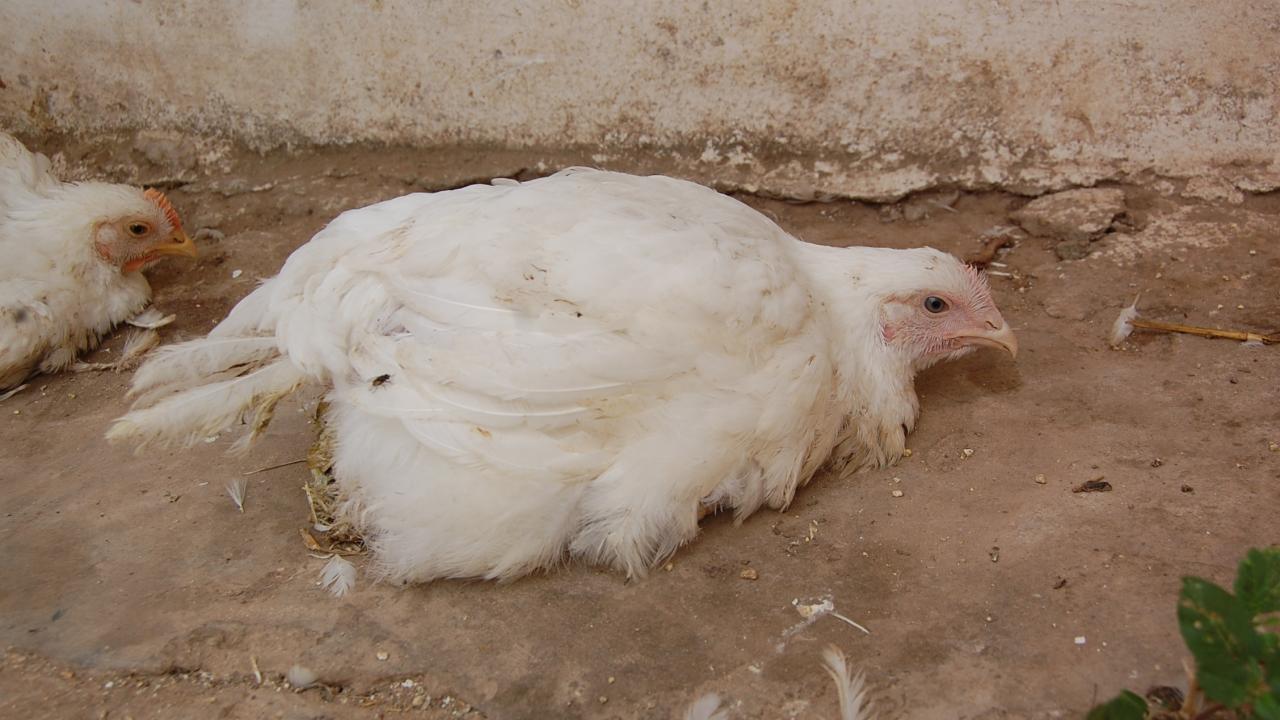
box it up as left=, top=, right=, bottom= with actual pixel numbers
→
left=128, top=336, right=280, bottom=399
left=108, top=360, right=306, bottom=452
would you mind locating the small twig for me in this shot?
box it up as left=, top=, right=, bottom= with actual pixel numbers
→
left=966, top=235, right=1016, bottom=269
left=1129, top=319, right=1279, bottom=344
left=1182, top=658, right=1201, bottom=718
left=1192, top=704, right=1226, bottom=720
left=830, top=611, right=871, bottom=635
left=243, top=458, right=307, bottom=476
left=250, top=655, right=263, bottom=685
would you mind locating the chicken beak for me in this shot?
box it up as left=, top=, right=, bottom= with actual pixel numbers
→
left=151, top=231, right=198, bottom=260
left=953, top=320, right=1018, bottom=359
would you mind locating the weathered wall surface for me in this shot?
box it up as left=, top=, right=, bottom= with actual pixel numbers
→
left=1, top=0, right=1277, bottom=199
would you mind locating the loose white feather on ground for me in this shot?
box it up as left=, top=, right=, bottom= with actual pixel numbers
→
left=319, top=555, right=357, bottom=597
left=1109, top=295, right=1141, bottom=347
left=822, top=646, right=875, bottom=720
left=226, top=477, right=247, bottom=512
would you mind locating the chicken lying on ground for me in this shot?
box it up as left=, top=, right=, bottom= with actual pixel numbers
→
left=0, top=131, right=197, bottom=393
left=109, top=168, right=1015, bottom=583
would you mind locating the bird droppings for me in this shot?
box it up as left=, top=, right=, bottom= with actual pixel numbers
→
left=1074, top=636, right=1087, bottom=646
left=961, top=448, right=975, bottom=458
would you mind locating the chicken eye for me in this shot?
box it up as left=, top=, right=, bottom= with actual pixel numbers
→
left=127, top=222, right=151, bottom=237
left=923, top=296, right=948, bottom=313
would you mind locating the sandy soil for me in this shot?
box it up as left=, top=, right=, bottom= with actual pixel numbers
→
left=1, top=137, right=1278, bottom=719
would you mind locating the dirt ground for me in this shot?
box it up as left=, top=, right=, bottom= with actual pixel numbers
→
left=1, top=136, right=1278, bottom=720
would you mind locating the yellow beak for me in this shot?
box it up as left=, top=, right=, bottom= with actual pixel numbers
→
left=954, top=320, right=1018, bottom=359
left=150, top=231, right=198, bottom=260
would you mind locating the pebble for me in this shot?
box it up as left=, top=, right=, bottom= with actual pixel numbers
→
left=1269, top=442, right=1278, bottom=453
left=401, top=679, right=415, bottom=688
left=891, top=489, right=904, bottom=498
left=1074, top=636, right=1087, bottom=646
left=231, top=269, right=243, bottom=279
left=607, top=676, right=616, bottom=684
left=961, top=448, right=974, bottom=458
left=375, top=651, right=389, bottom=661
left=599, top=696, right=608, bottom=705
left=901, top=448, right=913, bottom=458
left=1034, top=474, right=1047, bottom=485
left=740, top=567, right=759, bottom=580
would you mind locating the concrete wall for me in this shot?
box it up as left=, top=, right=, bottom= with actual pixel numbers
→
left=2, top=0, right=1277, bottom=199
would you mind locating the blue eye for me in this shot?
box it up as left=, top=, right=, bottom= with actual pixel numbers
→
left=924, top=296, right=948, bottom=313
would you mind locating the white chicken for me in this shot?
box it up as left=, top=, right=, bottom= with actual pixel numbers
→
left=0, top=131, right=197, bottom=391
left=109, top=169, right=1015, bottom=582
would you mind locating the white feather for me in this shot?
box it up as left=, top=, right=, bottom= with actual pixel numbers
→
left=319, top=555, right=356, bottom=597
left=125, top=307, right=175, bottom=329
left=821, top=646, right=874, bottom=720
left=226, top=477, right=247, bottom=512
left=107, top=360, right=304, bottom=451
left=127, top=335, right=280, bottom=399
left=683, top=693, right=728, bottom=720
left=1109, top=295, right=1141, bottom=348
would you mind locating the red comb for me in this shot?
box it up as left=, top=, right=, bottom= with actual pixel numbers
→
left=143, top=188, right=183, bottom=232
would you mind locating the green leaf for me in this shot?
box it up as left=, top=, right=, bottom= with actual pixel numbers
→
left=1255, top=690, right=1280, bottom=720
left=1235, top=547, right=1280, bottom=617
left=1179, top=576, right=1265, bottom=707
left=1086, top=690, right=1148, bottom=720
